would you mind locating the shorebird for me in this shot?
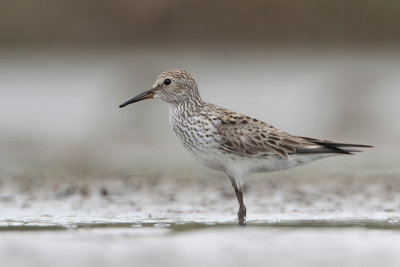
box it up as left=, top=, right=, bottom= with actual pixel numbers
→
left=119, top=69, right=371, bottom=226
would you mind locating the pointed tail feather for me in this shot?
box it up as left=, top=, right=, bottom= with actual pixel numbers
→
left=297, top=136, right=373, bottom=155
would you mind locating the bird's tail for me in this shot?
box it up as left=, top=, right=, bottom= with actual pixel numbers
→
left=297, top=137, right=373, bottom=155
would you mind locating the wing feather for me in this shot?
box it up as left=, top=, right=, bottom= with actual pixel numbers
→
left=206, top=105, right=371, bottom=158
left=216, top=113, right=308, bottom=159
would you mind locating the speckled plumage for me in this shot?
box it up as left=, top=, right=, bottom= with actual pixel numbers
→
left=120, top=69, right=372, bottom=225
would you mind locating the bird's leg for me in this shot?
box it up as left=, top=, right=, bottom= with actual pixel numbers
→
left=231, top=182, right=247, bottom=226
left=235, top=187, right=247, bottom=226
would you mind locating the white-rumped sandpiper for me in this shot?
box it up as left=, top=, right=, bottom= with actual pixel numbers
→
left=119, top=69, right=371, bottom=225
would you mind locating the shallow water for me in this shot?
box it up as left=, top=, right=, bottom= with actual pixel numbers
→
left=3, top=218, right=400, bottom=232
left=1, top=173, right=400, bottom=266
left=2, top=219, right=400, bottom=267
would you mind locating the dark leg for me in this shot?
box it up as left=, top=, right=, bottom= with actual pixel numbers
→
left=231, top=182, right=247, bottom=226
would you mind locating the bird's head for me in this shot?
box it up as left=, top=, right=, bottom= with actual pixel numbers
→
left=119, top=69, right=202, bottom=108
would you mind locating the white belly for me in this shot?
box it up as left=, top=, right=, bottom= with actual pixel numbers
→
left=234, top=153, right=335, bottom=174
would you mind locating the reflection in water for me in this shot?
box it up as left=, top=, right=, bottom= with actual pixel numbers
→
left=2, top=219, right=400, bottom=232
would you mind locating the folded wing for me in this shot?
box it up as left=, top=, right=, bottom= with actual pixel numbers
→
left=216, top=112, right=372, bottom=159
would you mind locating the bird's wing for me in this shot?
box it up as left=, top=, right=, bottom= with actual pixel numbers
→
left=207, top=105, right=371, bottom=159
left=216, top=112, right=309, bottom=159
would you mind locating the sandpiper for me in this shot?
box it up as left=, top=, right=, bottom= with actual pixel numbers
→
left=119, top=69, right=372, bottom=226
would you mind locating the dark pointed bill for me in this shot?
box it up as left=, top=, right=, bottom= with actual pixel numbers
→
left=119, top=89, right=155, bottom=108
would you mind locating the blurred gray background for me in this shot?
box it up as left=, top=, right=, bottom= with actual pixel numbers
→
left=0, top=0, right=399, bottom=177
left=1, top=2, right=400, bottom=267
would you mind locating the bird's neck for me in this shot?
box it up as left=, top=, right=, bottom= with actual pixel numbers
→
left=169, top=96, right=204, bottom=117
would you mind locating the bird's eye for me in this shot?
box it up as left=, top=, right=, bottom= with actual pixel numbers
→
left=164, top=78, right=171, bottom=85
